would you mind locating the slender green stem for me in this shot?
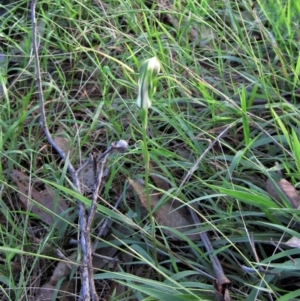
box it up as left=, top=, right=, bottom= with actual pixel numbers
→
left=140, top=109, right=158, bottom=268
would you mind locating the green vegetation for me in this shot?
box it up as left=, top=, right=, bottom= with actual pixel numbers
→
left=0, top=0, right=300, bottom=300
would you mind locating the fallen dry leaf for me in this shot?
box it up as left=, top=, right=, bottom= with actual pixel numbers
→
left=266, top=180, right=300, bottom=279
left=10, top=169, right=69, bottom=228
left=34, top=254, right=77, bottom=301
left=34, top=280, right=75, bottom=301
left=266, top=178, right=300, bottom=209
left=285, top=236, right=300, bottom=248
left=128, top=178, right=198, bottom=241
left=50, top=260, right=73, bottom=285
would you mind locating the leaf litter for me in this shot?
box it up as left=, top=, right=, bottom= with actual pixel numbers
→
left=10, top=169, right=69, bottom=229
left=128, top=178, right=199, bottom=241
left=266, top=178, right=300, bottom=249
left=10, top=168, right=78, bottom=300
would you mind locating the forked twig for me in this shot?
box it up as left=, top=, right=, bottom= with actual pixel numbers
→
left=87, top=140, right=128, bottom=235
left=82, top=140, right=128, bottom=291
left=86, top=153, right=110, bottom=232
left=31, top=1, right=97, bottom=299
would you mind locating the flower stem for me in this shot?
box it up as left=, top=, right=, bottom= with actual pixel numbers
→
left=140, top=109, right=158, bottom=268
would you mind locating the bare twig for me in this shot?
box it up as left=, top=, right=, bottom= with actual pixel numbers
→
left=31, top=1, right=96, bottom=300
left=85, top=141, right=128, bottom=295
left=189, top=208, right=231, bottom=300
left=85, top=140, right=128, bottom=233
left=76, top=146, right=113, bottom=177
left=85, top=141, right=128, bottom=242
left=93, top=253, right=119, bottom=263
left=86, top=152, right=110, bottom=232
left=76, top=140, right=127, bottom=177
left=171, top=123, right=234, bottom=299
left=225, top=244, right=281, bottom=277
left=249, top=236, right=281, bottom=276
left=31, top=2, right=128, bottom=299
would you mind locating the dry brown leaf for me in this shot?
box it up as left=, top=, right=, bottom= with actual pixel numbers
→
left=285, top=236, right=300, bottom=248
left=266, top=178, right=300, bottom=209
left=50, top=260, right=73, bottom=285
left=10, top=169, right=69, bottom=228
left=128, top=178, right=198, bottom=241
left=35, top=254, right=77, bottom=301
left=34, top=280, right=75, bottom=301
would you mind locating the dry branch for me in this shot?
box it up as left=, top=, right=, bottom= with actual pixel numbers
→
left=189, top=208, right=231, bottom=301
left=31, top=1, right=97, bottom=299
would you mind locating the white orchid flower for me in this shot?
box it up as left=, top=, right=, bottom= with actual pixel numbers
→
left=136, top=57, right=161, bottom=110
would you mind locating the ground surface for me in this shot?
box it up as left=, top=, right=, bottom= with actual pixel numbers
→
left=0, top=0, right=300, bottom=300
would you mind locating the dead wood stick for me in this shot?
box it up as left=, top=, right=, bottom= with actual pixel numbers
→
left=171, top=120, right=234, bottom=300
left=189, top=208, right=231, bottom=301
left=86, top=140, right=128, bottom=234
left=31, top=1, right=97, bottom=300
left=86, top=152, right=110, bottom=232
